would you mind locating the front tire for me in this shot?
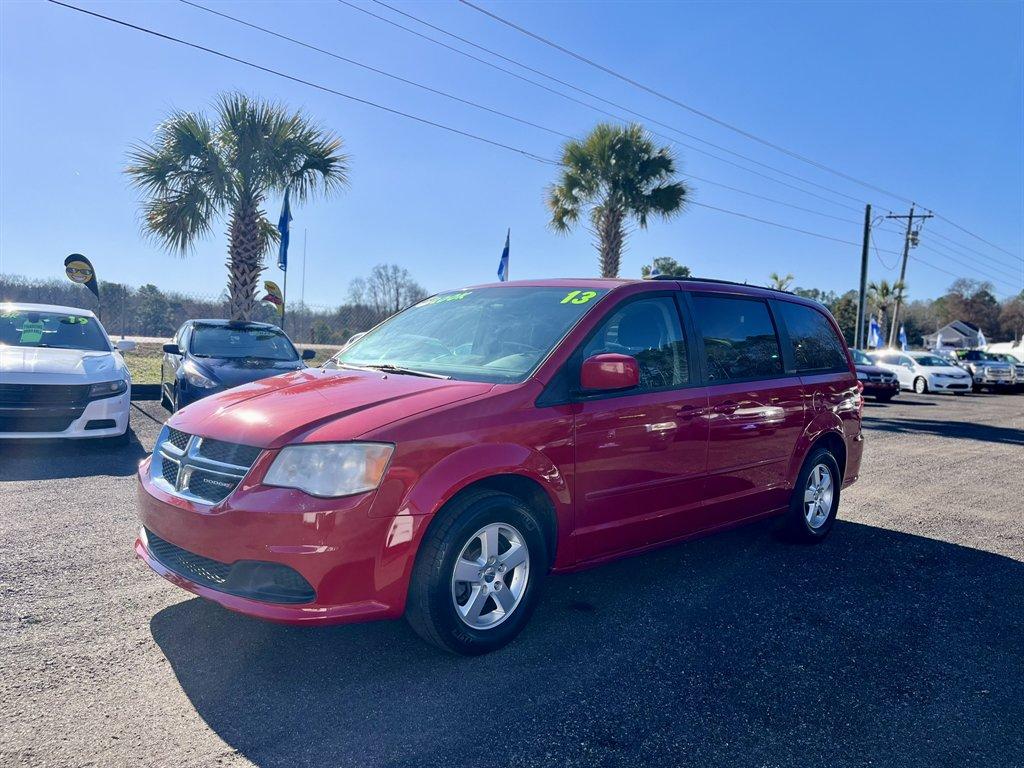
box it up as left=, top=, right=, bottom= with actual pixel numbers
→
left=914, top=377, right=929, bottom=394
left=782, top=448, right=841, bottom=543
left=875, top=392, right=895, bottom=402
left=406, top=489, right=548, bottom=655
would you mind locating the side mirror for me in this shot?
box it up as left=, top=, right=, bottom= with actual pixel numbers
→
left=162, top=343, right=181, bottom=355
left=115, top=340, right=136, bottom=352
left=580, top=353, right=639, bottom=392
left=301, top=348, right=316, bottom=360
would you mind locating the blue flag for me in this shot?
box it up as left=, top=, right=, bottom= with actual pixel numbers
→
left=898, top=325, right=908, bottom=351
left=277, top=189, right=292, bottom=272
left=868, top=316, right=883, bottom=348
left=497, top=229, right=510, bottom=282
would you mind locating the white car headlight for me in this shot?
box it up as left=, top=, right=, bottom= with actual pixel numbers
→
left=264, top=443, right=394, bottom=497
left=182, top=359, right=217, bottom=388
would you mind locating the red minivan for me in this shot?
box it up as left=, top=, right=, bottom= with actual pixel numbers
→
left=136, top=278, right=863, bottom=654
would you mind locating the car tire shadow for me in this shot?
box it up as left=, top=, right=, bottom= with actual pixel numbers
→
left=149, top=520, right=1024, bottom=768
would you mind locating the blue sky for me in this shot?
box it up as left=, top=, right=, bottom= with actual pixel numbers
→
left=1, top=0, right=1021, bottom=308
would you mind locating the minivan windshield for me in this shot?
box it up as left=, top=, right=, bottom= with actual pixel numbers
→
left=0, top=309, right=111, bottom=352
left=335, top=286, right=608, bottom=383
left=190, top=324, right=299, bottom=361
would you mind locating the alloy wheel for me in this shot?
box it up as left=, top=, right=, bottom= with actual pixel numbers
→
left=451, top=522, right=530, bottom=630
left=804, top=464, right=834, bottom=529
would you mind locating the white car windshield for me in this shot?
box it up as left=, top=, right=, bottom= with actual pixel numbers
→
left=0, top=309, right=110, bottom=352
left=335, top=286, right=609, bottom=383
left=914, top=355, right=951, bottom=367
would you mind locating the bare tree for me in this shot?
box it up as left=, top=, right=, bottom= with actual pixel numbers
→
left=349, top=264, right=428, bottom=318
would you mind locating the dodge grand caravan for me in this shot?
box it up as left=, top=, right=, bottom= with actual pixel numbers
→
left=136, top=278, right=863, bottom=655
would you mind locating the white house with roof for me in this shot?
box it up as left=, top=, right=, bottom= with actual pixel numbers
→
left=924, top=320, right=985, bottom=350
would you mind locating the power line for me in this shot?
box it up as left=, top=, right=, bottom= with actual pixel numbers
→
left=362, top=0, right=869, bottom=209
left=918, top=240, right=1020, bottom=284
left=458, top=0, right=1021, bottom=267
left=45, top=0, right=558, bottom=165
left=183, top=0, right=869, bottom=229
left=457, top=0, right=913, bottom=205
left=179, top=0, right=572, bottom=140
left=926, top=227, right=1022, bottom=272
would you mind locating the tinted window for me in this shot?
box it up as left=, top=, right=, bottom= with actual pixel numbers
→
left=692, top=296, right=783, bottom=382
left=581, top=296, right=688, bottom=390
left=776, top=301, right=847, bottom=373
left=190, top=325, right=299, bottom=361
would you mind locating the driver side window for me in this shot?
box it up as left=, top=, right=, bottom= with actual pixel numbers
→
left=581, top=296, right=689, bottom=391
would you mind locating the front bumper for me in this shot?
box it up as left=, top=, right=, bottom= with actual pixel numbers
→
left=135, top=456, right=427, bottom=625
left=928, top=377, right=972, bottom=392
left=0, top=392, right=130, bottom=439
left=862, top=381, right=898, bottom=397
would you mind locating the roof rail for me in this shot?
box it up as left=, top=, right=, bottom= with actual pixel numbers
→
left=649, top=275, right=798, bottom=296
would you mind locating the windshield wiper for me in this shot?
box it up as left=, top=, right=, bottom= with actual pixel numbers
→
left=339, top=363, right=450, bottom=379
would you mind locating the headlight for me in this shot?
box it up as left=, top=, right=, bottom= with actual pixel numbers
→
left=88, top=379, right=128, bottom=399
left=856, top=371, right=868, bottom=381
left=182, top=360, right=217, bottom=388
left=264, top=443, right=394, bottom=497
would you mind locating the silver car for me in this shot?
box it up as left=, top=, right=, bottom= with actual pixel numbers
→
left=955, top=350, right=1018, bottom=393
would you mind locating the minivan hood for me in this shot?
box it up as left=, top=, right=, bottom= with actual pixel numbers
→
left=0, top=346, right=122, bottom=384
left=168, top=367, right=495, bottom=448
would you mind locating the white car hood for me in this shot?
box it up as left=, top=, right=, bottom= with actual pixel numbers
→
left=0, top=346, right=127, bottom=385
left=927, top=365, right=969, bottom=376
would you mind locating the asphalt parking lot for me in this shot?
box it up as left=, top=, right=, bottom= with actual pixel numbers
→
left=2, top=392, right=1022, bottom=768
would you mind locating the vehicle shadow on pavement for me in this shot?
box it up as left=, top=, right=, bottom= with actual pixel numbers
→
left=862, top=415, right=1024, bottom=445
left=150, top=520, right=1024, bottom=768
left=0, top=432, right=147, bottom=481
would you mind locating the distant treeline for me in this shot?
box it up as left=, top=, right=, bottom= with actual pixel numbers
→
left=0, top=275, right=384, bottom=344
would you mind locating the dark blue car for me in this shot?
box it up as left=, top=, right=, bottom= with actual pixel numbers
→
left=161, top=320, right=316, bottom=412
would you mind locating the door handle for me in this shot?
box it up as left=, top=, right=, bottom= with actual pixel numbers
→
left=674, top=404, right=699, bottom=421
left=712, top=400, right=739, bottom=415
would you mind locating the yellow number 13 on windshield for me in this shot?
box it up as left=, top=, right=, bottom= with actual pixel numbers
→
left=560, top=290, right=597, bottom=305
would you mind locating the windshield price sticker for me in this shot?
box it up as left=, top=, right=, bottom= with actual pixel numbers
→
left=560, top=290, right=598, bottom=305
left=420, top=291, right=472, bottom=306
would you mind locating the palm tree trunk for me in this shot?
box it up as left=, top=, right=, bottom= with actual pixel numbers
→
left=596, top=205, right=625, bottom=278
left=226, top=201, right=264, bottom=321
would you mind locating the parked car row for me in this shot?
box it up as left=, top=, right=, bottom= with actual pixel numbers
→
left=851, top=346, right=1022, bottom=396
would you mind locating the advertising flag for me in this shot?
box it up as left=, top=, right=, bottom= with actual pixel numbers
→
left=497, top=229, right=510, bottom=282
left=64, top=253, right=99, bottom=300
left=867, top=316, right=882, bottom=349
left=261, top=280, right=284, bottom=317
left=277, top=189, right=292, bottom=272
left=976, top=328, right=987, bottom=348
left=898, top=325, right=908, bottom=351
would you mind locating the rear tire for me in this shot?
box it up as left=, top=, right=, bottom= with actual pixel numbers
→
left=913, top=377, right=928, bottom=394
left=406, top=489, right=549, bottom=655
left=782, top=448, right=841, bottom=544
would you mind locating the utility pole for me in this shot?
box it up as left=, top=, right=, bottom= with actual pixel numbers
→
left=885, top=205, right=933, bottom=348
left=855, top=203, right=871, bottom=349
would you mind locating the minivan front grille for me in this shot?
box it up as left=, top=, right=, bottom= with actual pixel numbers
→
left=151, top=427, right=262, bottom=505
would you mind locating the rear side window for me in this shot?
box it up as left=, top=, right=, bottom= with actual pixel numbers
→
left=692, top=296, right=783, bottom=382
left=775, top=301, right=848, bottom=373
left=581, top=296, right=689, bottom=390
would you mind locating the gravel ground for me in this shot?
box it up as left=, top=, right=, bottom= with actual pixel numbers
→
left=1, top=392, right=1022, bottom=768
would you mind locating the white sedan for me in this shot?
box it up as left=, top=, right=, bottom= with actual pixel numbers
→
left=870, top=350, right=972, bottom=394
left=0, top=302, right=135, bottom=442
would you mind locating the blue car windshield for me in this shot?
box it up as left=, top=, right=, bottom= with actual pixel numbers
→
left=190, top=325, right=299, bottom=361
left=0, top=310, right=110, bottom=352
left=336, top=286, right=609, bottom=383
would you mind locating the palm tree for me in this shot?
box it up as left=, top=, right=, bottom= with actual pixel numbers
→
left=768, top=272, right=794, bottom=291
left=548, top=123, right=688, bottom=278
left=867, top=279, right=906, bottom=340
left=127, top=94, right=349, bottom=320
